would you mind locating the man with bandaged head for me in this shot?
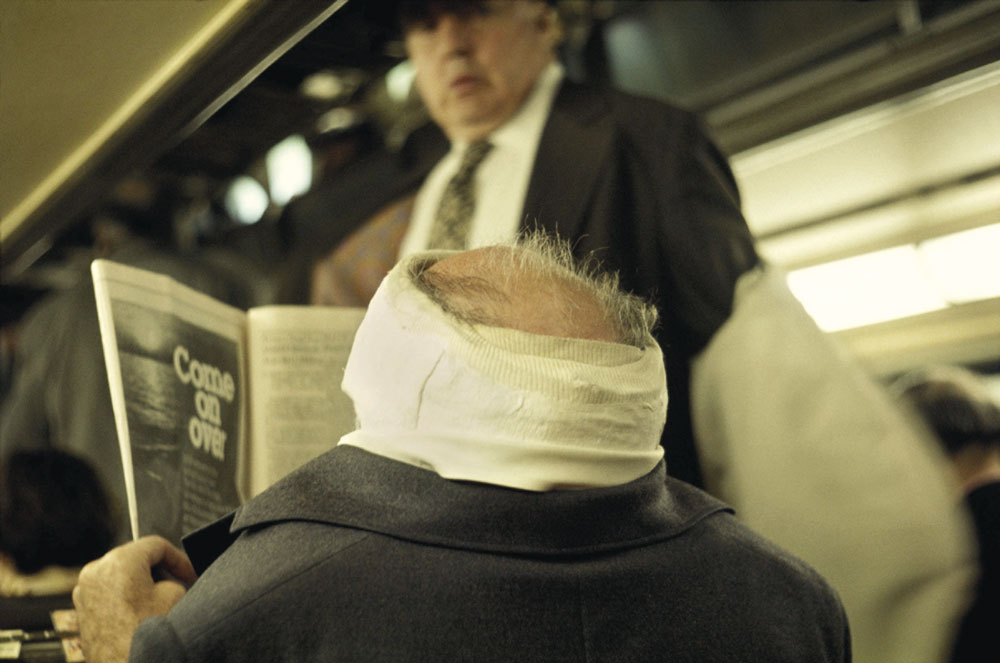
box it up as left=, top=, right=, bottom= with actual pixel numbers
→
left=73, top=234, right=849, bottom=662
left=309, top=5, right=971, bottom=661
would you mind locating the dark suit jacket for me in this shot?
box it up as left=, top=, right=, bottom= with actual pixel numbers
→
left=523, top=81, right=758, bottom=485
left=129, top=445, right=849, bottom=662
left=306, top=80, right=758, bottom=487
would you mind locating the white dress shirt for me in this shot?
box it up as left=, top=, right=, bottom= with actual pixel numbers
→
left=398, top=62, right=564, bottom=259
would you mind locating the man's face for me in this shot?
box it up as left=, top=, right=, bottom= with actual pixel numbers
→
left=403, top=1, right=559, bottom=142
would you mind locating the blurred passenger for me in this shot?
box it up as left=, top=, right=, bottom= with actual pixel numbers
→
left=0, top=449, right=118, bottom=629
left=896, top=365, right=1000, bottom=663
left=692, top=265, right=977, bottom=663
left=72, top=235, right=849, bottom=663
left=0, top=214, right=263, bottom=541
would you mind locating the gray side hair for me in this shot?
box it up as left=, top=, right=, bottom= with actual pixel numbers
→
left=410, top=231, right=659, bottom=348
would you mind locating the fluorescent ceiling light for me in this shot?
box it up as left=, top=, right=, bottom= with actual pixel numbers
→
left=300, top=69, right=345, bottom=101
left=918, top=223, right=1000, bottom=303
left=787, top=246, right=949, bottom=331
left=317, top=107, right=360, bottom=134
left=223, top=176, right=268, bottom=225
left=266, top=135, right=312, bottom=207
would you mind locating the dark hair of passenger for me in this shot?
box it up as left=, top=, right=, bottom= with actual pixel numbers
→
left=895, top=366, right=1000, bottom=455
left=0, top=450, right=119, bottom=574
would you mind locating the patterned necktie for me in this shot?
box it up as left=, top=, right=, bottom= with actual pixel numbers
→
left=427, top=140, right=494, bottom=250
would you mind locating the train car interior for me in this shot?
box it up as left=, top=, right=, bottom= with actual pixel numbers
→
left=2, top=0, right=999, bottom=389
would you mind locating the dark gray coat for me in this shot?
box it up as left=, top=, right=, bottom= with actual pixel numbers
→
left=130, top=446, right=850, bottom=662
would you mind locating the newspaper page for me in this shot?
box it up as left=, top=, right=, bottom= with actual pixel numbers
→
left=92, top=260, right=248, bottom=546
left=245, top=306, right=365, bottom=497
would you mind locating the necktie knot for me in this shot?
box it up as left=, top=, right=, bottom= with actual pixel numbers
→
left=462, top=139, right=493, bottom=168
left=451, top=140, right=493, bottom=184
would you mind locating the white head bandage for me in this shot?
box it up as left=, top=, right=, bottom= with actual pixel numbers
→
left=338, top=251, right=667, bottom=490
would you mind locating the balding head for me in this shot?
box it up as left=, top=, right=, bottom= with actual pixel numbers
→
left=339, top=233, right=668, bottom=491
left=411, top=235, right=658, bottom=347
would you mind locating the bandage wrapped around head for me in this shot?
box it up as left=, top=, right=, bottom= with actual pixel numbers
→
left=338, top=250, right=667, bottom=490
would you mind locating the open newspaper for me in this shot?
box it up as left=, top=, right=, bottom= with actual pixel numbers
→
left=91, top=259, right=365, bottom=546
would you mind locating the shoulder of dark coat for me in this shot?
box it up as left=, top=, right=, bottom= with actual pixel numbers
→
left=556, top=78, right=698, bottom=135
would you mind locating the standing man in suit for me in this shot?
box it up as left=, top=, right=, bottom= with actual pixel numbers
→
left=316, top=0, right=759, bottom=487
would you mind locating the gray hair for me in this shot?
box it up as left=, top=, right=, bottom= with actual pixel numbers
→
left=410, top=231, right=659, bottom=348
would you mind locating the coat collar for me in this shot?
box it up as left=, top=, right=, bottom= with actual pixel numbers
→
left=185, top=445, right=730, bottom=575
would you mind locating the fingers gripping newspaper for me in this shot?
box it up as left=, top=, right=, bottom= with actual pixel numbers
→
left=92, top=260, right=364, bottom=546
